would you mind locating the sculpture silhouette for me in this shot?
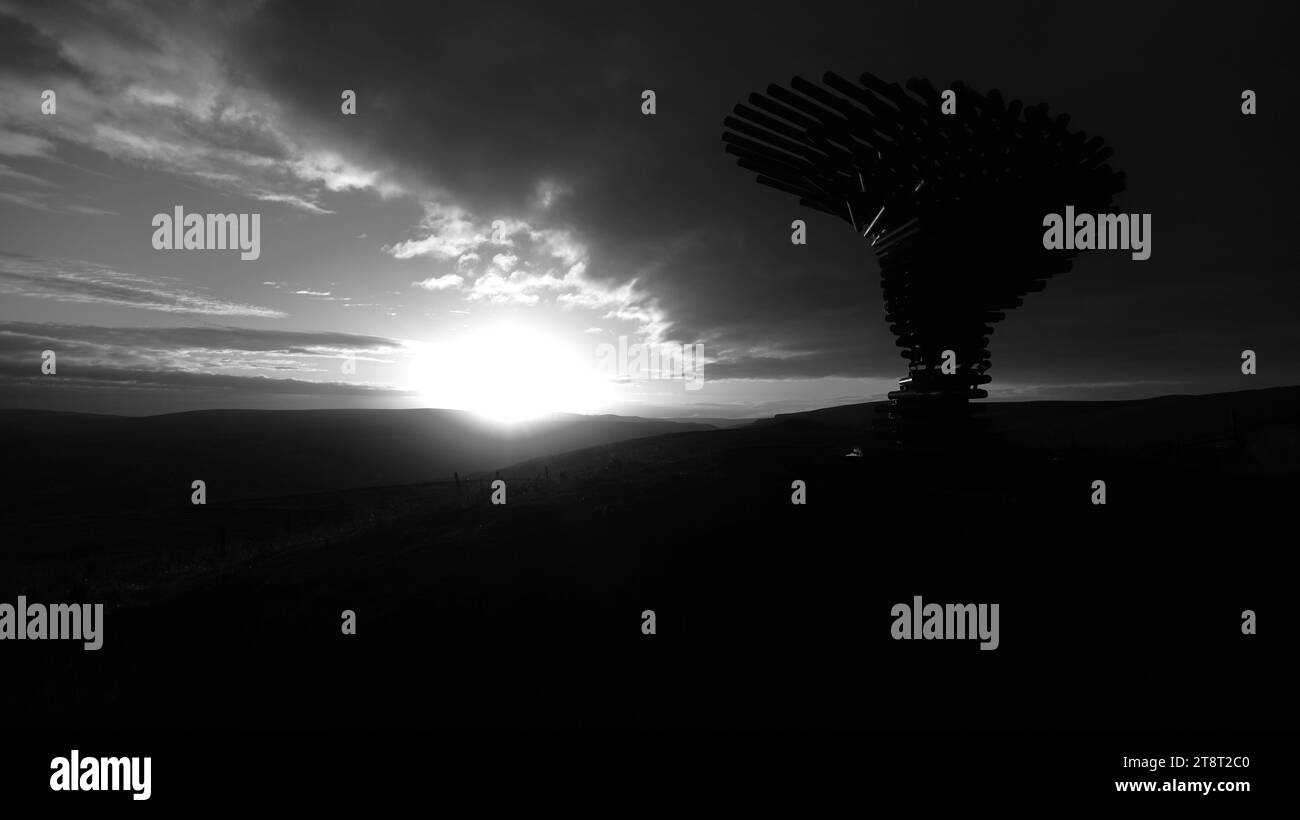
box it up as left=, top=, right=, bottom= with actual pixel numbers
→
left=723, top=71, right=1125, bottom=443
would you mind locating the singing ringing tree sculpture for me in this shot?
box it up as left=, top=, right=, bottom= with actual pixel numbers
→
left=722, top=71, right=1125, bottom=445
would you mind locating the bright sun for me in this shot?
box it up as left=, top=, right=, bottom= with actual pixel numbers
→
left=407, top=323, right=610, bottom=424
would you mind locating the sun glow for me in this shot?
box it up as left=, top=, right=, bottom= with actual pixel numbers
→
left=407, top=323, right=611, bottom=424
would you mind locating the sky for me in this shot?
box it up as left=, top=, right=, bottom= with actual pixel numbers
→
left=0, top=0, right=1297, bottom=419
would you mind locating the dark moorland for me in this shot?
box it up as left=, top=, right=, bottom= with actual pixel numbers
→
left=2, top=387, right=1297, bottom=730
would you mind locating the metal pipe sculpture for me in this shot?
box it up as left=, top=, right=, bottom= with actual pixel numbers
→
left=722, top=72, right=1125, bottom=444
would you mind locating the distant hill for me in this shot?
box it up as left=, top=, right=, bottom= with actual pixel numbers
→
left=755, top=385, right=1300, bottom=447
left=4, top=386, right=1296, bottom=519
left=0, top=407, right=713, bottom=512
left=660, top=416, right=755, bottom=429
left=497, top=385, right=1300, bottom=478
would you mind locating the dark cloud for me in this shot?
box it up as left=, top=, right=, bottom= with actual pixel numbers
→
left=221, top=0, right=1300, bottom=391
left=0, top=8, right=93, bottom=81
left=1, top=0, right=1296, bottom=404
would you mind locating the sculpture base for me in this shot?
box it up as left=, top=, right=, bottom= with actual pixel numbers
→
left=872, top=380, right=989, bottom=448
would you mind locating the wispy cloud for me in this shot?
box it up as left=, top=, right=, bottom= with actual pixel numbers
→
left=412, top=273, right=464, bottom=291
left=0, top=161, right=116, bottom=214
left=0, top=321, right=401, bottom=355
left=0, top=252, right=286, bottom=317
left=0, top=321, right=411, bottom=399
left=0, top=188, right=116, bottom=214
left=0, top=161, right=53, bottom=186
left=0, top=359, right=413, bottom=397
left=0, top=130, right=55, bottom=157
left=0, top=2, right=400, bottom=213
left=390, top=200, right=668, bottom=338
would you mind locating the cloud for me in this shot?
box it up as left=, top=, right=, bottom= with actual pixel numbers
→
left=0, top=126, right=66, bottom=158
left=4, top=0, right=1287, bottom=400
left=66, top=203, right=116, bottom=215
left=0, top=183, right=115, bottom=215
left=536, top=179, right=570, bottom=209
left=0, top=9, right=95, bottom=81
left=0, top=252, right=286, bottom=317
left=3, top=3, right=680, bottom=347
left=384, top=202, right=487, bottom=260
left=0, top=359, right=412, bottom=396
left=0, top=320, right=400, bottom=356
left=291, top=149, right=401, bottom=196
left=0, top=189, right=57, bottom=211
left=0, top=3, right=400, bottom=212
left=412, top=274, right=464, bottom=291
left=0, top=161, right=52, bottom=186
left=0, top=162, right=118, bottom=216
left=0, top=320, right=411, bottom=403
left=388, top=200, right=667, bottom=335
left=253, top=192, right=334, bottom=215
left=465, top=272, right=540, bottom=306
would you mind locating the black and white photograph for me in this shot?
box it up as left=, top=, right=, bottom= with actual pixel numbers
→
left=0, top=0, right=1295, bottom=807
